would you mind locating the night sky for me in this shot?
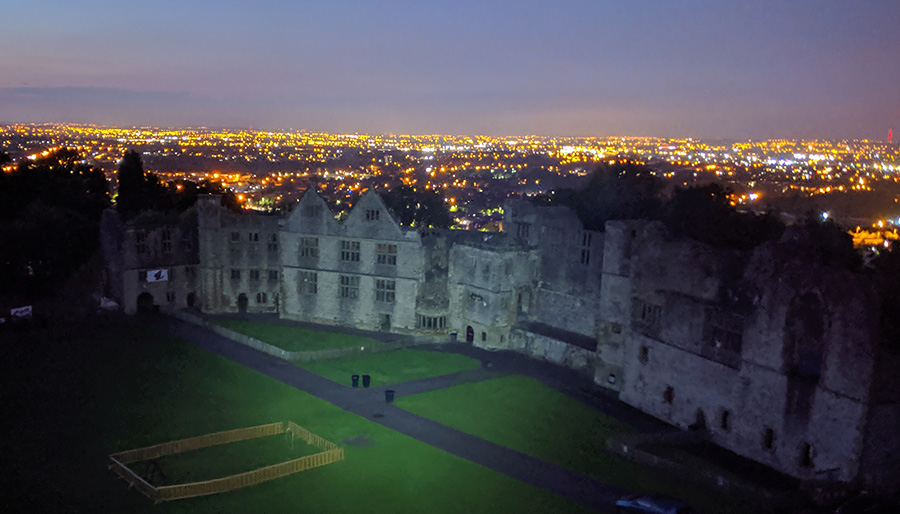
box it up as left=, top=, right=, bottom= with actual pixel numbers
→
left=2, top=0, right=898, bottom=140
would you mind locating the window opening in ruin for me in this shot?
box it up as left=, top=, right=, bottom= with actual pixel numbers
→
left=249, top=269, right=260, bottom=281
left=341, top=240, right=360, bottom=262
left=268, top=233, right=278, bottom=252
left=375, top=279, right=396, bottom=303
left=183, top=233, right=193, bottom=251
left=136, top=230, right=148, bottom=254
left=299, top=237, right=319, bottom=258
left=690, top=409, right=707, bottom=432
left=466, top=326, right=474, bottom=343
left=703, top=308, right=744, bottom=369
left=249, top=232, right=259, bottom=242
left=299, top=270, right=317, bottom=294
left=639, top=346, right=649, bottom=364
left=366, top=209, right=380, bottom=221
left=230, top=231, right=240, bottom=243
left=186, top=292, right=196, bottom=308
left=481, top=332, right=487, bottom=342
left=632, top=298, right=662, bottom=337
left=268, top=269, right=279, bottom=281
left=663, top=386, right=674, bottom=403
left=139, top=270, right=148, bottom=282
left=339, top=275, right=359, bottom=299
left=799, top=442, right=812, bottom=467
left=161, top=229, right=172, bottom=253
left=516, top=222, right=530, bottom=240
left=230, top=269, right=241, bottom=280
left=256, top=292, right=267, bottom=304
left=720, top=410, right=731, bottom=431
left=607, top=374, right=616, bottom=384
left=166, top=291, right=176, bottom=303
left=763, top=428, right=775, bottom=450
left=237, top=293, right=248, bottom=313
left=377, top=244, right=397, bottom=265
left=417, top=316, right=447, bottom=329
left=580, top=231, right=591, bottom=265
left=303, top=205, right=322, bottom=217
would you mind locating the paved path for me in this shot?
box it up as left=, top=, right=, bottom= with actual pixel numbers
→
left=157, top=316, right=627, bottom=512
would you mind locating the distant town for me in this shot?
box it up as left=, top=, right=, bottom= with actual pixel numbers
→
left=3, top=123, right=899, bottom=247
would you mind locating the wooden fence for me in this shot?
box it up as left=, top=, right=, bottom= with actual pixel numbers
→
left=108, top=421, right=344, bottom=502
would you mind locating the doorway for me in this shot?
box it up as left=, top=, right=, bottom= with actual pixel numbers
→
left=465, top=325, right=474, bottom=343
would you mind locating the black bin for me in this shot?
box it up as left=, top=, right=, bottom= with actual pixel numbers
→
left=362, top=374, right=371, bottom=388
left=351, top=374, right=360, bottom=388
left=385, top=390, right=395, bottom=403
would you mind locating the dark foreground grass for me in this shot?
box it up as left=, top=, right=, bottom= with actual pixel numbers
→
left=396, top=375, right=759, bottom=514
left=299, top=348, right=482, bottom=385
left=214, top=318, right=384, bottom=352
left=3, top=316, right=594, bottom=514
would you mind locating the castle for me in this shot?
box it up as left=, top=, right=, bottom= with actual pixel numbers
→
left=101, top=189, right=900, bottom=492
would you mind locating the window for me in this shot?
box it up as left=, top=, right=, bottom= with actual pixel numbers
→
left=230, top=231, right=240, bottom=243
left=303, top=205, right=322, bottom=217
left=720, top=410, right=731, bottom=431
left=580, top=231, right=592, bottom=265
left=516, top=222, right=530, bottom=240
left=231, top=269, right=241, bottom=280
left=376, top=244, right=397, bottom=265
left=138, top=270, right=147, bottom=282
left=762, top=428, right=775, bottom=450
left=632, top=298, right=662, bottom=337
left=249, top=232, right=259, bottom=242
left=639, top=346, right=649, bottom=364
left=268, top=233, right=278, bottom=252
left=607, top=374, right=616, bottom=384
left=339, top=275, right=359, bottom=298
left=166, top=291, right=176, bottom=303
left=182, top=233, right=193, bottom=251
left=256, top=292, right=268, bottom=304
left=135, top=231, right=148, bottom=254
left=663, top=386, right=674, bottom=404
left=161, top=229, right=172, bottom=253
left=702, top=309, right=744, bottom=368
left=481, top=332, right=487, bottom=342
left=299, top=237, right=319, bottom=258
left=376, top=279, right=395, bottom=303
left=185, top=266, right=196, bottom=280
left=799, top=442, right=812, bottom=467
left=268, top=269, right=279, bottom=281
left=341, top=240, right=360, bottom=262
left=416, top=316, right=447, bottom=329
left=249, top=269, right=260, bottom=281
left=366, top=209, right=380, bottom=221
left=299, top=270, right=317, bottom=294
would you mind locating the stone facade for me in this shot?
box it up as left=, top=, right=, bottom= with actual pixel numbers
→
left=102, top=191, right=899, bottom=491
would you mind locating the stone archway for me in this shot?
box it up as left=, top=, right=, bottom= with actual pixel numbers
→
left=237, top=293, right=248, bottom=314
left=465, top=325, right=474, bottom=343
left=137, top=292, right=155, bottom=313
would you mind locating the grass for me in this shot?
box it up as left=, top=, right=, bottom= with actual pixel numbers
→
left=4, top=316, right=594, bottom=514
left=396, top=375, right=760, bottom=514
left=214, top=318, right=385, bottom=352
left=146, top=433, right=322, bottom=486
left=299, top=348, right=482, bottom=386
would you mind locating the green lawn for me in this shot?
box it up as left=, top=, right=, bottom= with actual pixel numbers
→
left=299, top=348, right=482, bottom=386
left=149, top=433, right=322, bottom=486
left=396, top=376, right=758, bottom=514
left=214, top=318, right=385, bottom=352
left=5, top=316, right=594, bottom=514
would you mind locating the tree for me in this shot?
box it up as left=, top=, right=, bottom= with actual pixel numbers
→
left=381, top=185, right=453, bottom=228
left=532, top=161, right=663, bottom=230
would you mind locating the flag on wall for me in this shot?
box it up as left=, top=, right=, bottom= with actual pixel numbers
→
left=146, top=269, right=169, bottom=282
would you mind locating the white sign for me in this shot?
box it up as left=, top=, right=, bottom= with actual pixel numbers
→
left=11, top=305, right=33, bottom=319
left=146, top=269, right=169, bottom=282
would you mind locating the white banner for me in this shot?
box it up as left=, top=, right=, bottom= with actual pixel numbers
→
left=11, top=305, right=33, bottom=319
left=146, top=269, right=169, bottom=282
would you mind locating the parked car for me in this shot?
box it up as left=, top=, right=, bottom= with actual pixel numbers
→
left=615, top=494, right=695, bottom=514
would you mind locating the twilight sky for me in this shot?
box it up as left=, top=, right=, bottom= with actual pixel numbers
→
left=1, top=0, right=898, bottom=140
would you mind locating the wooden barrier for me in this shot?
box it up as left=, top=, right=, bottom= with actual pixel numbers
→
left=108, top=422, right=344, bottom=502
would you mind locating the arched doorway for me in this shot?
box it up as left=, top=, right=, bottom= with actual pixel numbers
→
left=186, top=292, right=197, bottom=308
left=237, top=293, right=248, bottom=313
left=465, top=326, right=474, bottom=343
left=137, top=292, right=155, bottom=313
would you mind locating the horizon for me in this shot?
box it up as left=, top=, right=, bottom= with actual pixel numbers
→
left=2, top=1, right=898, bottom=142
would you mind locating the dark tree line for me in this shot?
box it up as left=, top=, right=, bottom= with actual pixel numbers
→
left=0, top=148, right=110, bottom=295
left=381, top=185, right=453, bottom=229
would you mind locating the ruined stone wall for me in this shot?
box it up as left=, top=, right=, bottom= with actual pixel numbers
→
left=508, top=328, right=595, bottom=375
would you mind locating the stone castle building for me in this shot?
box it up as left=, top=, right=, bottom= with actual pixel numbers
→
left=102, top=190, right=900, bottom=492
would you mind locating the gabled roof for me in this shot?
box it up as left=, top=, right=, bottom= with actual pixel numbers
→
left=284, top=187, right=340, bottom=235
left=342, top=189, right=406, bottom=240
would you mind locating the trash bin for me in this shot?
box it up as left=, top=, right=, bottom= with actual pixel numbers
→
left=351, top=374, right=360, bottom=388
left=362, top=374, right=371, bottom=388
left=385, top=390, right=395, bottom=403
left=450, top=332, right=457, bottom=343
